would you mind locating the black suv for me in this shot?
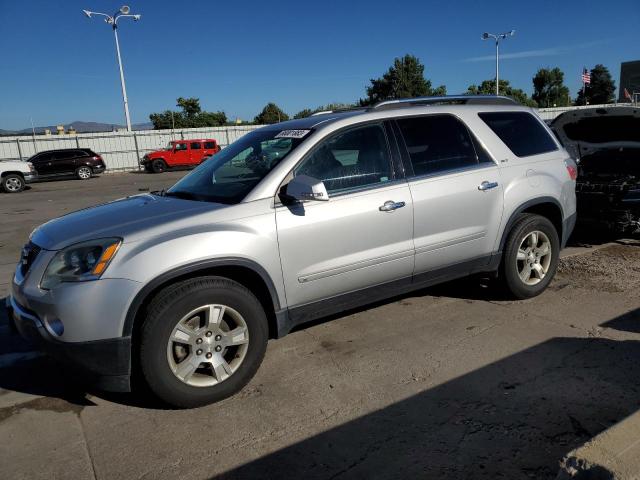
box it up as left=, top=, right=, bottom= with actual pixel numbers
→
left=28, top=148, right=106, bottom=180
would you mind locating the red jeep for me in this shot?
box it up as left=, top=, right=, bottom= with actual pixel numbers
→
left=141, top=139, right=221, bottom=173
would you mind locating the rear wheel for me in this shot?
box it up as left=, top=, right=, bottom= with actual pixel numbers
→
left=499, top=214, right=559, bottom=299
left=2, top=174, right=25, bottom=193
left=151, top=159, right=166, bottom=173
left=76, top=166, right=92, bottom=180
left=139, top=276, right=268, bottom=408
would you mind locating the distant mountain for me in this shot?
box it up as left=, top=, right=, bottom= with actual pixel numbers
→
left=0, top=121, right=154, bottom=136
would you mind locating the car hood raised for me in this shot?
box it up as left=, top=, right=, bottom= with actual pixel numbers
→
left=551, top=106, right=640, bottom=160
left=31, top=194, right=225, bottom=250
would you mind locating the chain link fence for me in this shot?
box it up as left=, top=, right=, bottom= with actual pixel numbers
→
left=0, top=125, right=263, bottom=172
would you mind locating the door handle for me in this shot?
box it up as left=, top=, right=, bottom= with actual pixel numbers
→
left=379, top=200, right=406, bottom=212
left=478, top=181, right=499, bottom=191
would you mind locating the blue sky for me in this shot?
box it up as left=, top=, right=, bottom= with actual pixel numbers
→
left=1, top=0, right=638, bottom=130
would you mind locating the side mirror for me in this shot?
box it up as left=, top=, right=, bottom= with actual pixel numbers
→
left=285, top=175, right=329, bottom=202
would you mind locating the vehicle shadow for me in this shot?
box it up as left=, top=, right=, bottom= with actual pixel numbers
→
left=219, top=307, right=640, bottom=480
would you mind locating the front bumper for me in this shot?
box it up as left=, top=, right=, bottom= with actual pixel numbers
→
left=24, top=173, right=36, bottom=184
left=8, top=295, right=131, bottom=392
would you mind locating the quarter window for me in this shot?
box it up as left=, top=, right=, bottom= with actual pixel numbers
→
left=294, top=124, right=392, bottom=194
left=204, top=142, right=217, bottom=149
left=396, top=115, right=480, bottom=176
left=479, top=111, right=558, bottom=157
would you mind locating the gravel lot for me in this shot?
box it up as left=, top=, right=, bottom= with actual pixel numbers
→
left=0, top=173, right=639, bottom=479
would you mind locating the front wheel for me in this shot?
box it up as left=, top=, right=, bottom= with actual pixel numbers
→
left=2, top=174, right=25, bottom=193
left=139, top=277, right=268, bottom=408
left=151, top=159, right=166, bottom=173
left=499, top=214, right=559, bottom=299
left=76, top=166, right=92, bottom=180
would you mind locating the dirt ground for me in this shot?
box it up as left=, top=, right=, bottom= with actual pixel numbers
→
left=1, top=173, right=639, bottom=479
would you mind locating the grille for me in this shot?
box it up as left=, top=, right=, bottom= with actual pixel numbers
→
left=20, top=242, right=41, bottom=276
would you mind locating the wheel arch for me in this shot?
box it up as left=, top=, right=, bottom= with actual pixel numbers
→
left=123, top=258, right=284, bottom=342
left=498, top=197, right=564, bottom=252
left=1, top=170, right=25, bottom=178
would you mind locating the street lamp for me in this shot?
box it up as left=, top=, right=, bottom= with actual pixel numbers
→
left=481, top=30, right=515, bottom=96
left=83, top=6, right=141, bottom=132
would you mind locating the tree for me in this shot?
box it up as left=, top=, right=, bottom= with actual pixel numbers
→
left=149, top=97, right=227, bottom=129
left=575, top=64, right=616, bottom=105
left=362, top=54, right=446, bottom=105
left=467, top=79, right=537, bottom=107
left=254, top=103, right=289, bottom=124
left=532, top=68, right=571, bottom=107
left=176, top=97, right=201, bottom=117
left=294, top=103, right=358, bottom=119
left=294, top=108, right=314, bottom=119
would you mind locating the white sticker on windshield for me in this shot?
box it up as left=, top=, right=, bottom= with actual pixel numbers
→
left=275, top=129, right=310, bottom=139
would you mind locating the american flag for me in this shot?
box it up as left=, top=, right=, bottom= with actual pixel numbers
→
left=581, top=68, right=591, bottom=84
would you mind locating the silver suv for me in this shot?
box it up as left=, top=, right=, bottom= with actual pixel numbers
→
left=9, top=96, right=577, bottom=408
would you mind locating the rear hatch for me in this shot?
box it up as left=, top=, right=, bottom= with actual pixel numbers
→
left=551, top=106, right=640, bottom=233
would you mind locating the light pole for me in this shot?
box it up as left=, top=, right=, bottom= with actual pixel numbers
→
left=481, top=30, right=515, bottom=96
left=83, top=6, right=141, bottom=132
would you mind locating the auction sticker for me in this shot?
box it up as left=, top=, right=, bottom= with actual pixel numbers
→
left=275, top=129, right=311, bottom=139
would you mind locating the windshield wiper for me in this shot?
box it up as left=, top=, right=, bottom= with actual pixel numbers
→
left=163, top=190, right=201, bottom=201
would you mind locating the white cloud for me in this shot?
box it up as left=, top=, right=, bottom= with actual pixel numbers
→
left=462, top=40, right=612, bottom=63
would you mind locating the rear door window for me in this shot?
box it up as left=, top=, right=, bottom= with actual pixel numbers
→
left=190, top=142, right=202, bottom=150
left=479, top=111, right=558, bottom=157
left=53, top=151, right=77, bottom=161
left=396, top=115, right=481, bottom=177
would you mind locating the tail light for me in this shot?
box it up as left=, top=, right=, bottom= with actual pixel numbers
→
left=92, top=155, right=103, bottom=161
left=564, top=158, right=578, bottom=181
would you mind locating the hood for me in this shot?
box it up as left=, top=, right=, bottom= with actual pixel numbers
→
left=551, top=106, right=640, bottom=160
left=1, top=160, right=29, bottom=169
left=31, top=194, right=225, bottom=250
left=145, top=149, right=170, bottom=159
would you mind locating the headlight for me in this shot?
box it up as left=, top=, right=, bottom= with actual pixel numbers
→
left=40, top=238, right=122, bottom=290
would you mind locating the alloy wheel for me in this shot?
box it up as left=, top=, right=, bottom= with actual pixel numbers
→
left=4, top=177, right=23, bottom=192
left=78, top=167, right=92, bottom=179
left=516, top=230, right=552, bottom=286
left=166, top=304, right=250, bottom=387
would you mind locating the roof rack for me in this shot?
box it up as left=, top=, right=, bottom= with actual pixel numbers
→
left=370, top=95, right=519, bottom=110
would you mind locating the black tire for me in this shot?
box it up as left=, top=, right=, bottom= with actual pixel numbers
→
left=2, top=174, right=25, bottom=193
left=151, top=159, right=166, bottom=173
left=76, top=166, right=92, bottom=180
left=139, top=276, right=268, bottom=408
left=499, top=213, right=560, bottom=299
left=143, top=163, right=153, bottom=173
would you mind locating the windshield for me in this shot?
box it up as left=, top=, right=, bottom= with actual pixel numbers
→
left=165, top=129, right=306, bottom=204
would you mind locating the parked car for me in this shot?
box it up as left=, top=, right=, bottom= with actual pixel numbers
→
left=9, top=96, right=577, bottom=408
left=0, top=160, right=37, bottom=193
left=140, top=139, right=221, bottom=173
left=28, top=148, right=106, bottom=180
left=551, top=106, right=640, bottom=234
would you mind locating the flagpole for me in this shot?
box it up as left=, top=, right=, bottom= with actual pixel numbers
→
left=582, top=68, right=586, bottom=106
